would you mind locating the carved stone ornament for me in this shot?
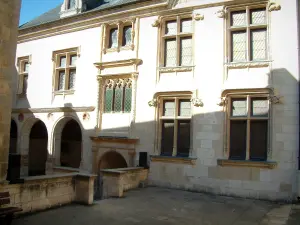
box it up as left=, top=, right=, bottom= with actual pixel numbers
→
left=268, top=2, right=281, bottom=11
left=83, top=112, right=90, bottom=121
left=47, top=113, right=54, bottom=120
left=215, top=8, right=227, bottom=18
left=268, top=95, right=282, bottom=104
left=191, top=98, right=203, bottom=107
left=194, top=13, right=204, bottom=21
left=148, top=99, right=157, bottom=107
left=217, top=97, right=227, bottom=106
left=152, top=19, right=160, bottom=27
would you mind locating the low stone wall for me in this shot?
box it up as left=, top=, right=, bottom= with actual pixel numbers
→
left=0, top=173, right=96, bottom=214
left=53, top=166, right=80, bottom=174
left=101, top=167, right=148, bottom=198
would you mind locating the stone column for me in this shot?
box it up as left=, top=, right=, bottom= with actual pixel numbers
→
left=0, top=0, right=21, bottom=182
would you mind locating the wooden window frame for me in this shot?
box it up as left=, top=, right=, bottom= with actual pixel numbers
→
left=226, top=94, right=270, bottom=161
left=227, top=5, right=268, bottom=63
left=158, top=96, right=192, bottom=157
left=53, top=48, right=78, bottom=94
left=17, top=56, right=30, bottom=97
left=161, top=15, right=193, bottom=67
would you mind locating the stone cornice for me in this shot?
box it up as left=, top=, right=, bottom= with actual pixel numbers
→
left=150, top=155, right=197, bottom=165
left=90, top=136, right=139, bottom=144
left=225, top=61, right=271, bottom=69
left=221, top=87, right=274, bottom=97
left=12, top=106, right=95, bottom=113
left=94, top=58, right=142, bottom=70
left=217, top=159, right=277, bottom=169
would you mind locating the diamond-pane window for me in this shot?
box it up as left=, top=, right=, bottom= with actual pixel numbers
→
left=165, top=39, right=177, bottom=67
left=179, top=100, right=191, bottom=116
left=231, top=98, right=247, bottom=117
left=180, top=37, right=192, bottom=66
left=109, top=28, right=118, bottom=48
left=231, top=10, right=246, bottom=26
left=251, top=29, right=267, bottom=60
left=58, top=71, right=65, bottom=90
left=114, top=87, right=123, bottom=112
left=163, top=100, right=175, bottom=117
left=68, top=69, right=76, bottom=89
left=122, top=26, right=132, bottom=46
left=165, top=20, right=177, bottom=35
left=251, top=98, right=268, bottom=117
left=250, top=8, right=266, bottom=25
left=104, top=88, right=113, bottom=112
left=180, top=18, right=192, bottom=33
left=124, top=87, right=132, bottom=112
left=59, top=56, right=66, bottom=67
left=232, top=31, right=247, bottom=62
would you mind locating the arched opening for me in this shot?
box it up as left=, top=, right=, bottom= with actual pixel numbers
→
left=9, top=120, right=18, bottom=154
left=99, top=151, right=127, bottom=170
left=60, top=119, right=82, bottom=168
left=29, top=120, right=48, bottom=176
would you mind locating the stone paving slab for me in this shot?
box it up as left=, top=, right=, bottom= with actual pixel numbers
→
left=12, top=187, right=293, bottom=225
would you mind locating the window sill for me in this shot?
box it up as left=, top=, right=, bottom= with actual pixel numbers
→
left=54, top=90, right=75, bottom=95
left=150, top=155, right=197, bottom=165
left=103, top=112, right=131, bottom=114
left=217, top=159, right=277, bottom=169
left=159, top=66, right=194, bottom=73
left=225, top=60, right=271, bottom=69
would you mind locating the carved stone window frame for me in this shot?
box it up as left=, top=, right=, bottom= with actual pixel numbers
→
left=17, top=55, right=31, bottom=97
left=225, top=3, right=270, bottom=65
left=221, top=88, right=274, bottom=162
left=159, top=14, right=194, bottom=69
left=52, top=47, right=80, bottom=95
left=102, top=19, right=136, bottom=54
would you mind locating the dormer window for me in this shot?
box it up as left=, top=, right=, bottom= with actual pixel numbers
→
left=67, top=0, right=76, bottom=9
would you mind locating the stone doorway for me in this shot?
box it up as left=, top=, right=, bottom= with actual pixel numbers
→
left=60, top=119, right=82, bottom=168
left=29, top=120, right=48, bottom=176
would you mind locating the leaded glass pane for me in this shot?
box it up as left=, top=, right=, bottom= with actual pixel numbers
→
left=165, top=20, right=177, bottom=35
left=251, top=98, right=268, bottom=117
left=163, top=100, right=175, bottom=117
left=68, top=69, right=76, bottom=90
left=70, top=55, right=77, bottom=66
left=114, top=87, right=123, bottom=112
left=251, top=29, right=267, bottom=60
left=231, top=10, right=246, bottom=27
left=180, top=37, right=192, bottom=66
left=231, top=98, right=247, bottom=117
left=179, top=100, right=191, bottom=116
left=122, top=26, right=132, bottom=46
left=104, top=88, right=113, bottom=112
left=165, top=39, right=177, bottom=67
left=124, top=87, right=132, bottom=112
left=24, top=62, right=29, bottom=73
left=60, top=56, right=66, bottom=67
left=58, top=71, right=65, bottom=90
left=109, top=28, right=118, bottom=48
left=180, top=18, right=192, bottom=33
left=250, top=8, right=266, bottom=25
left=231, top=31, right=247, bottom=62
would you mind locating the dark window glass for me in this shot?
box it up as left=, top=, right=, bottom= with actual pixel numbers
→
left=161, top=121, right=174, bottom=156
left=177, top=120, right=190, bottom=157
left=104, top=88, right=114, bottom=112
left=250, top=120, right=268, bottom=161
left=114, top=87, right=123, bottom=112
left=122, top=26, right=132, bottom=46
left=24, top=62, right=29, bottom=73
left=124, top=86, right=132, bottom=112
left=109, top=28, right=118, bottom=48
left=229, top=120, right=247, bottom=160
left=58, top=71, right=65, bottom=90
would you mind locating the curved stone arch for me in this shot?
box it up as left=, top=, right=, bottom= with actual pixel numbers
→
left=51, top=115, right=84, bottom=167
left=97, top=150, right=128, bottom=172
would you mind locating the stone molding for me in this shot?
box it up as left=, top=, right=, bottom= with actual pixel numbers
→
left=90, top=136, right=139, bottom=144
left=225, top=61, right=270, bottom=69
left=12, top=106, right=95, bottom=113
left=268, top=1, right=281, bottom=12
left=150, top=156, right=197, bottom=165
left=194, top=13, right=204, bottom=21
left=158, top=66, right=194, bottom=73
left=94, top=58, right=142, bottom=70
left=217, top=159, right=277, bottom=169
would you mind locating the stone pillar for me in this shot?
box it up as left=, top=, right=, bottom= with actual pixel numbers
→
left=0, top=0, right=21, bottom=182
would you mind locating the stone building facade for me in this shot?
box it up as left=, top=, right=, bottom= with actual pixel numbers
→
left=12, top=0, right=300, bottom=201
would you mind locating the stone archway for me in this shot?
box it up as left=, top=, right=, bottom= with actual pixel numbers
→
left=9, top=119, right=18, bottom=154
left=29, top=120, right=48, bottom=176
left=52, top=116, right=83, bottom=168
left=98, top=151, right=128, bottom=171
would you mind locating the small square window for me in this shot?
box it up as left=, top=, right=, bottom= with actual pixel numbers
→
left=165, top=20, right=177, bottom=35
left=231, top=10, right=246, bottom=27
left=23, top=62, right=29, bottom=73
left=122, top=26, right=132, bottom=46
left=70, top=55, right=77, bottom=66
left=109, top=28, right=118, bottom=48
left=250, top=8, right=266, bottom=25
left=231, top=98, right=247, bottom=117
left=163, top=100, right=175, bottom=117
left=251, top=97, right=268, bottom=117
left=180, top=18, right=192, bottom=33
left=59, top=56, right=66, bottom=67
left=179, top=99, right=191, bottom=116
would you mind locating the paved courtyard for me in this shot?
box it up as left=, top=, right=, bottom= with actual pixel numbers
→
left=13, top=187, right=297, bottom=225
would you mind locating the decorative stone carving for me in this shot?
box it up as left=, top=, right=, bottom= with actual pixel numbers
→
left=194, top=13, right=204, bottom=21
left=268, top=95, right=282, bottom=104
left=152, top=19, right=160, bottom=27
left=159, top=66, right=193, bottom=73
left=268, top=2, right=281, bottom=11
left=47, top=113, right=54, bottom=120
left=215, top=8, right=227, bottom=18
left=83, top=112, right=90, bottom=121
left=148, top=99, right=157, bottom=107
left=217, top=97, right=227, bottom=106
left=191, top=98, right=203, bottom=107
left=225, top=61, right=270, bottom=69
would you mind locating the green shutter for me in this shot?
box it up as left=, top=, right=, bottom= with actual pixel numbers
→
left=104, top=88, right=113, bottom=112
left=124, top=87, right=132, bottom=112
left=114, top=87, right=123, bottom=112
